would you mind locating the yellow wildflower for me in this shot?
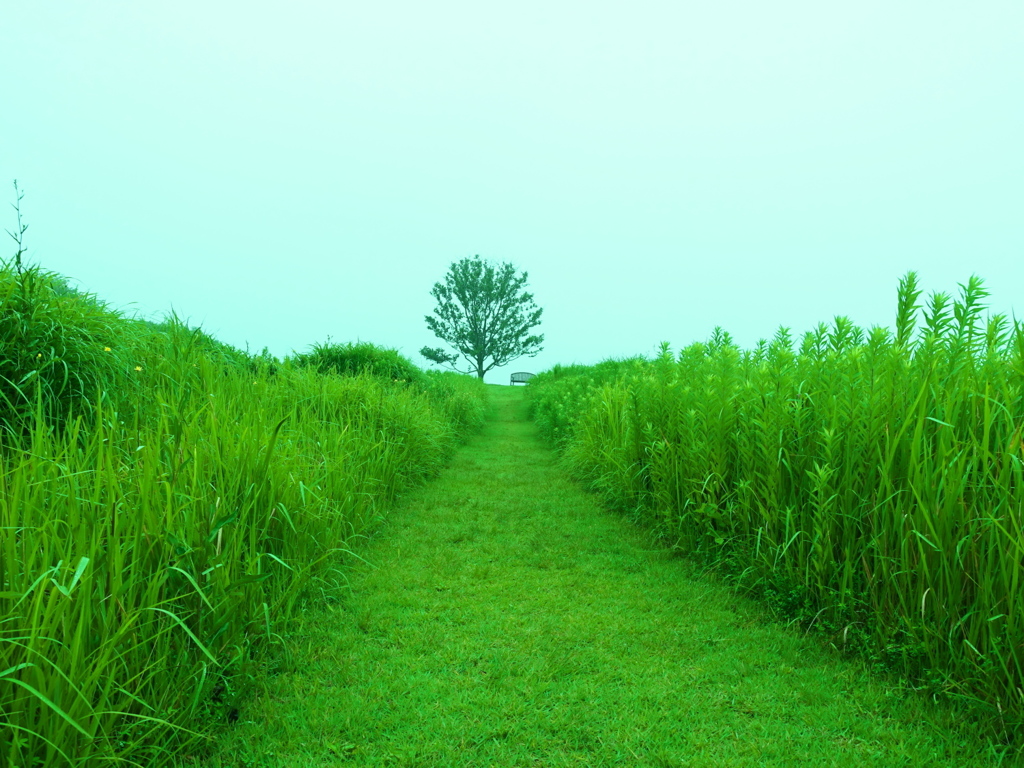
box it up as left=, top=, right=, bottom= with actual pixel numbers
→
left=134, top=366, right=143, bottom=372
left=104, top=347, right=112, bottom=352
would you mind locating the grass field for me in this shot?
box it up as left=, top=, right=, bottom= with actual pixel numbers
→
left=202, top=386, right=1006, bottom=767
left=5, top=263, right=1023, bottom=765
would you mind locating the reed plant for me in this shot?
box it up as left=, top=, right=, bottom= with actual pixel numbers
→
left=0, top=260, right=486, bottom=766
left=528, top=273, right=1024, bottom=744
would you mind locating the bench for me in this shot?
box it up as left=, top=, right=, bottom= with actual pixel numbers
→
left=509, top=371, right=535, bottom=386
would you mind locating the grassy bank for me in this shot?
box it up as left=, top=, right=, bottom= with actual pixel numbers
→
left=527, top=273, right=1024, bottom=746
left=203, top=385, right=1001, bottom=767
left=0, top=264, right=487, bottom=766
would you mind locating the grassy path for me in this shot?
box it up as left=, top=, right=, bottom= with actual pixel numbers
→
left=207, top=386, right=999, bottom=767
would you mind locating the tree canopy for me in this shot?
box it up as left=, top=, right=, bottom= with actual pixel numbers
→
left=420, top=256, right=544, bottom=380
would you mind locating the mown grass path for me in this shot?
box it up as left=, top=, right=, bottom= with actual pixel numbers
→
left=207, top=386, right=999, bottom=767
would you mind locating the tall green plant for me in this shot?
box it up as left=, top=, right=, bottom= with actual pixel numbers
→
left=292, top=340, right=425, bottom=386
left=0, top=263, right=487, bottom=765
left=529, top=273, right=1024, bottom=745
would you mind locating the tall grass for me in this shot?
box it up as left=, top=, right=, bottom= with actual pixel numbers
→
left=0, top=262, right=486, bottom=766
left=0, top=265, right=132, bottom=434
left=529, top=273, right=1024, bottom=743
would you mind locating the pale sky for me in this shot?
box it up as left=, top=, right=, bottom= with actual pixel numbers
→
left=5, top=2, right=1022, bottom=380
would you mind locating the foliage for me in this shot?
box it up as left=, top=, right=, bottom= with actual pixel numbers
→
left=0, top=258, right=487, bottom=765
left=527, top=272, right=1024, bottom=744
left=0, top=263, right=132, bottom=435
left=292, top=340, right=425, bottom=387
left=420, top=255, right=543, bottom=380
left=140, top=315, right=264, bottom=372
left=421, top=370, right=489, bottom=437
left=528, top=357, right=648, bottom=449
left=205, top=386, right=997, bottom=767
left=0, top=183, right=263, bottom=437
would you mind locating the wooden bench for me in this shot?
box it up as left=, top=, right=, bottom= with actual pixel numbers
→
left=509, top=371, right=535, bottom=386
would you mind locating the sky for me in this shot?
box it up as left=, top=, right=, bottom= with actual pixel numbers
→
left=4, top=1, right=1022, bottom=380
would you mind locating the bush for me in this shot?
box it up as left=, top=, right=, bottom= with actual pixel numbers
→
left=291, top=340, right=425, bottom=386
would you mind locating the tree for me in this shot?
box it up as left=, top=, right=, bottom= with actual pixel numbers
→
left=420, top=256, right=544, bottom=380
